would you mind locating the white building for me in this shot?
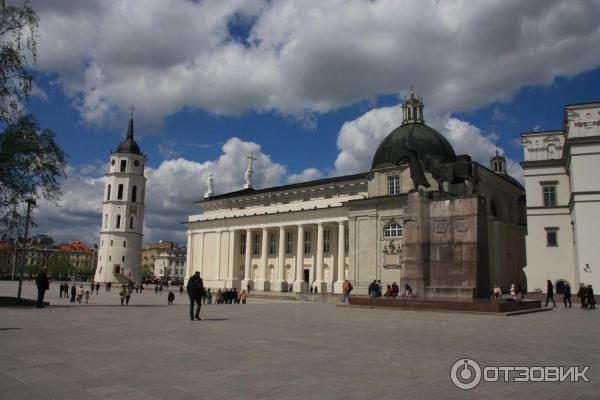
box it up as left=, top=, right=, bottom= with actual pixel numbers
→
left=154, top=249, right=187, bottom=279
left=521, top=101, right=600, bottom=293
left=185, top=92, right=526, bottom=294
left=94, top=115, right=147, bottom=283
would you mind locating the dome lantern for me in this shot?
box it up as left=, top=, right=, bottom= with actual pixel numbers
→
left=402, top=86, right=425, bottom=125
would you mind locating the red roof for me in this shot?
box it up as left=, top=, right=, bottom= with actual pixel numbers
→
left=58, top=240, right=94, bottom=253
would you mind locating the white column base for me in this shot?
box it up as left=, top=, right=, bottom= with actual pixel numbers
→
left=314, top=281, right=328, bottom=294
left=225, top=279, right=241, bottom=289
left=241, top=279, right=254, bottom=292
left=254, top=280, right=270, bottom=292
left=333, top=280, right=345, bottom=294
left=293, top=280, right=307, bottom=293
left=271, top=280, right=289, bottom=292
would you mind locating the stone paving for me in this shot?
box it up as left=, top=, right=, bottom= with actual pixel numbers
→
left=0, top=281, right=599, bottom=400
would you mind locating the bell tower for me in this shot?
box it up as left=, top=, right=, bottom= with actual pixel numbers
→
left=402, top=87, right=425, bottom=124
left=490, top=150, right=507, bottom=175
left=94, top=112, right=146, bottom=283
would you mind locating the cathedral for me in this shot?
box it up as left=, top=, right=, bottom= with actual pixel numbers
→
left=184, top=92, right=527, bottom=294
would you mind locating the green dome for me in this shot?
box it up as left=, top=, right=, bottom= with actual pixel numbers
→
left=371, top=122, right=456, bottom=170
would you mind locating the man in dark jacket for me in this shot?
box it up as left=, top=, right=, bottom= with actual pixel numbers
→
left=563, top=282, right=572, bottom=308
left=187, top=271, right=204, bottom=321
left=35, top=266, right=50, bottom=308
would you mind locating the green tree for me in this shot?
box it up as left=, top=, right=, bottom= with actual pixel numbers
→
left=0, top=0, right=38, bottom=124
left=0, top=115, right=66, bottom=234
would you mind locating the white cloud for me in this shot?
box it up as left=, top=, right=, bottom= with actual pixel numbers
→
left=286, top=168, right=324, bottom=184
left=29, top=0, right=600, bottom=131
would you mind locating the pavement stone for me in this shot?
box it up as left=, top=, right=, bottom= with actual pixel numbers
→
left=1, top=281, right=599, bottom=400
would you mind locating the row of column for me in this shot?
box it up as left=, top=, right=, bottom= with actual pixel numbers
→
left=238, top=221, right=347, bottom=292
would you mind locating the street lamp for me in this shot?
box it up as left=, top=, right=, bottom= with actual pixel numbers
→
left=16, top=197, right=36, bottom=301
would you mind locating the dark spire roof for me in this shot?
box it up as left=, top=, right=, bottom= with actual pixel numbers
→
left=115, top=114, right=142, bottom=155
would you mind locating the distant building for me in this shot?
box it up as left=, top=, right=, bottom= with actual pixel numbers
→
left=153, top=248, right=186, bottom=279
left=521, top=101, right=600, bottom=293
left=142, top=240, right=176, bottom=271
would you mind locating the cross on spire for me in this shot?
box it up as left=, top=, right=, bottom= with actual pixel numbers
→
left=244, top=152, right=257, bottom=189
left=129, top=105, right=135, bottom=119
left=247, top=152, right=257, bottom=170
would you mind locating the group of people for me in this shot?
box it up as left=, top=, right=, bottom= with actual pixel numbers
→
left=57, top=281, right=91, bottom=304
left=186, top=272, right=250, bottom=321
left=367, top=280, right=412, bottom=298
left=214, top=288, right=248, bottom=304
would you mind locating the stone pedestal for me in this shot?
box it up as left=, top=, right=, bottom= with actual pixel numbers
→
left=271, top=280, right=289, bottom=292
left=254, top=280, right=270, bottom=292
left=293, top=280, right=307, bottom=293
left=400, top=192, right=430, bottom=297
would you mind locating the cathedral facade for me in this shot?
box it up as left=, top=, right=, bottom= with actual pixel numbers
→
left=185, top=93, right=526, bottom=294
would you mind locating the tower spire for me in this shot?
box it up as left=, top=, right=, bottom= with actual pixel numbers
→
left=127, top=105, right=135, bottom=139
left=244, top=152, right=257, bottom=189
left=402, top=86, right=424, bottom=125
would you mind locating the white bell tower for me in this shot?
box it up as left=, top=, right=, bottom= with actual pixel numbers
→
left=94, top=112, right=146, bottom=283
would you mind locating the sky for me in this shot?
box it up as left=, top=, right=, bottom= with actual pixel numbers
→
left=15, top=0, right=600, bottom=246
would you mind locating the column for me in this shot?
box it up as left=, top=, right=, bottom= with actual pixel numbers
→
left=255, top=227, right=270, bottom=291
left=334, top=221, right=346, bottom=294
left=273, top=226, right=287, bottom=292
left=293, top=224, right=307, bottom=292
left=213, top=231, right=221, bottom=283
left=241, top=229, right=253, bottom=290
left=196, top=233, right=204, bottom=277
left=185, top=232, right=194, bottom=283
left=226, top=229, right=238, bottom=288
left=314, top=223, right=327, bottom=293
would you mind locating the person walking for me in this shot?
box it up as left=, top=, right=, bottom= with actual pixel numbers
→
left=84, top=287, right=91, bottom=304
left=342, top=279, right=353, bottom=303
left=125, top=286, right=132, bottom=305
left=119, top=287, right=126, bottom=306
left=77, top=285, right=84, bottom=304
left=35, top=266, right=50, bottom=308
left=70, top=284, right=76, bottom=303
left=545, top=280, right=556, bottom=307
left=95, top=282, right=100, bottom=294
left=577, top=283, right=587, bottom=308
left=187, top=271, right=204, bottom=321
left=168, top=291, right=175, bottom=305
left=239, top=290, right=248, bottom=304
left=563, top=282, right=572, bottom=308
left=586, top=284, right=596, bottom=309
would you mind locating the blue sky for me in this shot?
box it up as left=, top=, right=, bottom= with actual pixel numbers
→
left=18, top=0, right=600, bottom=245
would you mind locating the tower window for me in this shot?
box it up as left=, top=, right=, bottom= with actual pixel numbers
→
left=132, top=185, right=137, bottom=202
left=117, top=184, right=124, bottom=200
left=129, top=216, right=134, bottom=229
left=120, top=160, right=127, bottom=173
left=104, top=214, right=108, bottom=228
left=107, top=184, right=111, bottom=201
left=116, top=214, right=121, bottom=229
left=123, top=241, right=126, bottom=247
left=388, top=175, right=400, bottom=195
left=546, top=228, right=558, bottom=247
left=122, top=256, right=125, bottom=262
left=110, top=240, right=113, bottom=246
left=542, top=185, right=557, bottom=207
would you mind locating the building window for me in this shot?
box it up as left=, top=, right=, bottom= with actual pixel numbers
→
left=122, top=255, right=125, bottom=262
left=304, top=231, right=311, bottom=254
left=546, top=228, right=558, bottom=247
left=123, top=241, right=126, bottom=247
left=132, top=185, right=137, bottom=202
left=323, top=229, right=330, bottom=253
left=269, top=232, right=276, bottom=255
left=344, top=227, right=349, bottom=253
left=542, top=185, right=556, bottom=207
left=240, top=233, right=246, bottom=254
left=120, top=160, right=127, bottom=173
left=129, top=216, right=134, bottom=229
left=117, top=184, right=124, bottom=200
left=286, top=232, right=293, bottom=254
left=110, top=240, right=113, bottom=246
left=253, top=234, right=260, bottom=255
left=388, top=175, right=400, bottom=195
left=104, top=214, right=108, bottom=228
left=384, top=223, right=402, bottom=238
left=109, top=255, right=111, bottom=261
left=116, top=214, right=121, bottom=229
left=107, top=184, right=111, bottom=201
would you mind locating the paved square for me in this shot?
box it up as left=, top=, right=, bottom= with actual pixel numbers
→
left=1, top=281, right=598, bottom=399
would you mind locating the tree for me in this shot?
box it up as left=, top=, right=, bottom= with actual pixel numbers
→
left=0, top=0, right=38, bottom=124
left=0, top=115, right=66, bottom=235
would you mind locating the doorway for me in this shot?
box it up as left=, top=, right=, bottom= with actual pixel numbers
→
left=303, top=269, right=310, bottom=283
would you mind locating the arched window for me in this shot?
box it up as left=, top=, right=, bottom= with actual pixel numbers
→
left=116, top=214, right=121, bottom=229
left=490, top=200, right=499, bottom=218
left=117, top=184, right=124, bottom=200
left=131, top=185, right=137, bottom=202
left=107, top=184, right=111, bottom=200
left=384, top=223, right=402, bottom=238
left=129, top=216, right=134, bottom=229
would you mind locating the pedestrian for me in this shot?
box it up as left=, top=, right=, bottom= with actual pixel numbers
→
left=404, top=283, right=413, bottom=297
left=563, top=282, right=572, bottom=308
left=368, top=280, right=376, bottom=298
left=84, top=287, right=90, bottom=304
left=342, top=279, right=353, bottom=303
left=246, top=283, right=251, bottom=294
left=577, top=283, right=587, bottom=308
left=139, top=284, right=144, bottom=293
left=377, top=280, right=382, bottom=297
left=77, top=285, right=84, bottom=304
left=95, top=282, right=100, bottom=294
left=586, top=285, right=596, bottom=309
left=545, top=280, right=556, bottom=307
left=119, top=287, right=126, bottom=305
left=59, top=282, right=64, bottom=298
left=207, top=288, right=212, bottom=304
left=154, top=284, right=159, bottom=294
left=179, top=284, right=184, bottom=295
left=240, top=290, right=248, bottom=304
left=186, top=271, right=204, bottom=321
left=125, top=286, right=132, bottom=305
left=168, top=291, right=175, bottom=305
left=70, top=284, right=76, bottom=303
left=391, top=282, right=400, bottom=296
left=90, top=281, right=94, bottom=295
left=35, top=266, right=50, bottom=308
left=510, top=284, right=517, bottom=299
